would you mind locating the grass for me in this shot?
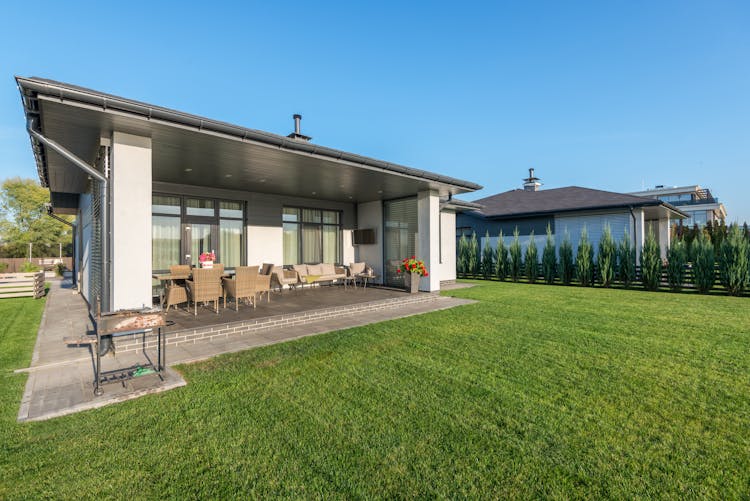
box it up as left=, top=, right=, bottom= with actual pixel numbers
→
left=1, top=282, right=749, bottom=498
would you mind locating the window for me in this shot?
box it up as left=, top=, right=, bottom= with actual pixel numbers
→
left=384, top=197, right=418, bottom=287
left=151, top=194, right=245, bottom=272
left=282, top=207, right=342, bottom=265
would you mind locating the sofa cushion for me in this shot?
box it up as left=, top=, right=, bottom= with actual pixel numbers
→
left=307, top=263, right=323, bottom=275
left=349, top=262, right=366, bottom=275
left=292, top=264, right=308, bottom=276
left=320, top=263, right=335, bottom=275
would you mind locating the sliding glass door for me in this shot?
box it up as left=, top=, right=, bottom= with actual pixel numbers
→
left=383, top=197, right=418, bottom=287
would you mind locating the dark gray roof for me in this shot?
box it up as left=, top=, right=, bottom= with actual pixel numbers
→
left=17, top=76, right=482, bottom=193
left=473, top=186, right=681, bottom=219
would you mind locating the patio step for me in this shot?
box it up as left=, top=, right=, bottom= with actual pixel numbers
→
left=112, top=292, right=442, bottom=355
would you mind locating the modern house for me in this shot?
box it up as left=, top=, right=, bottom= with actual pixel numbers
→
left=628, top=185, right=727, bottom=227
left=17, top=77, right=481, bottom=312
left=457, top=170, right=686, bottom=260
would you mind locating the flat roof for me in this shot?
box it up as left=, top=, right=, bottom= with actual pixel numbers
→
left=17, top=76, right=482, bottom=203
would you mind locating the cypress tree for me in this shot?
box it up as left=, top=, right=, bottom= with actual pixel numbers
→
left=509, top=227, right=522, bottom=282
left=597, top=224, right=616, bottom=287
left=575, top=227, right=594, bottom=286
left=559, top=231, right=574, bottom=285
left=457, top=233, right=468, bottom=278
left=541, top=223, right=557, bottom=284
left=693, top=231, right=716, bottom=293
left=467, top=231, right=479, bottom=277
left=666, top=239, right=687, bottom=291
left=718, top=224, right=749, bottom=296
left=618, top=231, right=636, bottom=288
left=640, top=230, right=662, bottom=291
left=525, top=231, right=538, bottom=283
left=481, top=230, right=494, bottom=280
left=496, top=230, right=508, bottom=281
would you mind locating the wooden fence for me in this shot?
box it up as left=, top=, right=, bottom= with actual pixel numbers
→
left=0, top=257, right=72, bottom=273
left=0, top=272, right=46, bottom=299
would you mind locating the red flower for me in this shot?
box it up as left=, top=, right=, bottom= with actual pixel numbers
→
left=397, top=269, right=401, bottom=273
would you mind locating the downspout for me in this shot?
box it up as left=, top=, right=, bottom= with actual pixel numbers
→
left=27, top=122, right=109, bottom=311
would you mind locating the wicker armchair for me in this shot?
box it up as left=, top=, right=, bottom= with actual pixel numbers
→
left=256, top=273, right=272, bottom=304
left=222, top=266, right=259, bottom=311
left=163, top=264, right=191, bottom=311
left=271, top=266, right=299, bottom=292
left=186, top=268, right=222, bottom=315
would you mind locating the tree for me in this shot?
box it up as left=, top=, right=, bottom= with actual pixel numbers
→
left=559, top=231, right=574, bottom=285
left=718, top=224, right=749, bottom=296
left=640, top=230, right=662, bottom=291
left=481, top=230, right=494, bottom=279
left=597, top=224, right=616, bottom=287
left=496, top=231, right=508, bottom=281
left=525, top=231, right=538, bottom=283
left=467, top=231, right=479, bottom=277
left=618, top=231, right=636, bottom=288
left=693, top=230, right=716, bottom=294
left=509, top=227, right=522, bottom=282
left=666, top=239, right=687, bottom=291
left=541, top=224, right=557, bottom=284
left=0, top=178, right=73, bottom=258
left=456, top=233, right=468, bottom=278
left=575, top=227, right=594, bottom=286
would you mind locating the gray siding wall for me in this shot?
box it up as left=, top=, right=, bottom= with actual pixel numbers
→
left=554, top=211, right=632, bottom=256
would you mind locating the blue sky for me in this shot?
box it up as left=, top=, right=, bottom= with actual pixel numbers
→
left=1, top=1, right=748, bottom=222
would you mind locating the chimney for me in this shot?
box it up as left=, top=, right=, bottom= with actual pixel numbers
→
left=287, top=114, right=312, bottom=142
left=522, top=168, right=541, bottom=191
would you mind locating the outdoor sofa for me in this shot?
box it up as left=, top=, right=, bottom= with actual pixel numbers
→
left=292, top=263, right=348, bottom=286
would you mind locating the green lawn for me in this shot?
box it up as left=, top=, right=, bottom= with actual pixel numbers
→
left=1, top=282, right=749, bottom=498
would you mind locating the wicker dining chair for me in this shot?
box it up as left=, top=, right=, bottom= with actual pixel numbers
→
left=256, top=273, right=272, bottom=304
left=222, top=266, right=259, bottom=311
left=186, top=267, right=223, bottom=315
left=163, top=264, right=191, bottom=311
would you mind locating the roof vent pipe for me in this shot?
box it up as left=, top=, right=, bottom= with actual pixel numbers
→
left=287, top=114, right=312, bottom=142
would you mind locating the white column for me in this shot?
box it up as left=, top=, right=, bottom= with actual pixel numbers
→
left=659, top=214, right=670, bottom=259
left=634, top=208, right=645, bottom=263
left=111, top=132, right=152, bottom=310
left=417, top=190, right=440, bottom=291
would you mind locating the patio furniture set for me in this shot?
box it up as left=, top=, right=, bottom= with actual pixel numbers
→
left=153, top=262, right=376, bottom=315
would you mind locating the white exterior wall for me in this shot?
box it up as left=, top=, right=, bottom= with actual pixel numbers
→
left=658, top=214, right=670, bottom=260
left=634, top=208, right=645, bottom=262
left=111, top=132, right=153, bottom=310
left=246, top=225, right=283, bottom=267
left=356, top=200, right=383, bottom=281
left=438, top=210, right=457, bottom=283
left=417, top=190, right=441, bottom=291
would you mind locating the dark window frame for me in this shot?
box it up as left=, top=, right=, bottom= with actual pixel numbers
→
left=282, top=206, right=343, bottom=265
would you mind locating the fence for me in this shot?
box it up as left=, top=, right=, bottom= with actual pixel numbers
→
left=0, top=257, right=72, bottom=273
left=0, top=272, right=46, bottom=299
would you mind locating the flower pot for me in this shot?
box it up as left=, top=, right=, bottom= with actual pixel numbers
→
left=201, top=261, right=213, bottom=269
left=405, top=271, right=421, bottom=293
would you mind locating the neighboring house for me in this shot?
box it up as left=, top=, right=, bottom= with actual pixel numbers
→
left=628, top=185, right=727, bottom=227
left=457, top=170, right=686, bottom=260
left=17, top=77, right=481, bottom=312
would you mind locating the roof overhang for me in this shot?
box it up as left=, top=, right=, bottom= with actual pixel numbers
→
left=17, top=77, right=482, bottom=205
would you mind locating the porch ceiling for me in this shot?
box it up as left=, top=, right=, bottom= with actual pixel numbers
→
left=35, top=94, right=477, bottom=203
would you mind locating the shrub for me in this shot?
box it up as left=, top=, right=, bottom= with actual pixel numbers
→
left=666, top=239, right=687, bottom=291
left=0, top=262, right=7, bottom=273
left=559, top=232, right=574, bottom=285
left=525, top=231, right=538, bottom=283
left=467, top=231, right=479, bottom=277
left=457, top=233, right=468, bottom=278
left=575, top=227, right=594, bottom=286
left=481, top=231, right=494, bottom=280
left=55, top=261, right=66, bottom=277
left=618, top=232, right=636, bottom=287
left=496, top=231, right=508, bottom=281
left=20, top=261, right=40, bottom=272
left=640, top=230, right=662, bottom=291
left=693, top=231, right=716, bottom=294
left=541, top=224, right=556, bottom=284
left=718, top=224, right=749, bottom=296
left=509, top=228, right=522, bottom=282
left=597, top=224, right=616, bottom=287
